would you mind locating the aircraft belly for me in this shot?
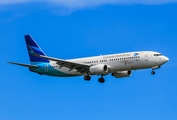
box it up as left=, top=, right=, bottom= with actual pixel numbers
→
left=52, top=67, right=81, bottom=77
left=35, top=64, right=81, bottom=77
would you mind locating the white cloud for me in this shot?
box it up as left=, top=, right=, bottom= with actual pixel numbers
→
left=0, top=0, right=177, bottom=8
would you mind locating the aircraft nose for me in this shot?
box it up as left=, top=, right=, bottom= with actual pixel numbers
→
left=163, top=56, right=169, bottom=63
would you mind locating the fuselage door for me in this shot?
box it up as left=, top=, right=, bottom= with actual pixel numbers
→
left=145, top=53, right=149, bottom=61
left=45, top=64, right=48, bottom=72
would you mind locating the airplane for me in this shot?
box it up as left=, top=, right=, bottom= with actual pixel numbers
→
left=8, top=35, right=169, bottom=83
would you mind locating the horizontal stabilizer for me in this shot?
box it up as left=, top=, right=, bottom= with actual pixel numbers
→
left=8, top=62, right=38, bottom=68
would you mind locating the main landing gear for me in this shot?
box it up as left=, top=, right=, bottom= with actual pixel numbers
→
left=84, top=75, right=105, bottom=83
left=84, top=76, right=91, bottom=81
left=98, top=75, right=105, bottom=83
left=151, top=70, right=155, bottom=75
left=98, top=77, right=105, bottom=83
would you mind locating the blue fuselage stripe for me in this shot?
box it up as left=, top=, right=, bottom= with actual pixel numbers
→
left=30, top=63, right=79, bottom=77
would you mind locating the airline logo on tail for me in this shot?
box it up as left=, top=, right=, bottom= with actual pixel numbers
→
left=27, top=45, right=35, bottom=55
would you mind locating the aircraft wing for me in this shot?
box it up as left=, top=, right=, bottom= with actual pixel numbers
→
left=28, top=44, right=91, bottom=74
left=36, top=54, right=91, bottom=74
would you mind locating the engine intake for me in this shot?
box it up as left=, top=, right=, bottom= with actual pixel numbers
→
left=112, top=70, right=132, bottom=78
left=89, top=64, right=108, bottom=75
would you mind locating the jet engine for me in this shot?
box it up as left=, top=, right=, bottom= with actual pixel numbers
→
left=112, top=70, right=132, bottom=78
left=89, top=64, right=109, bottom=75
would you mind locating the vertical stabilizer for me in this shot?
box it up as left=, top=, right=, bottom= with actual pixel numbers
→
left=24, top=35, right=49, bottom=64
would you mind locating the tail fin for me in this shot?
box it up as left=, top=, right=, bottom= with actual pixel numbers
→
left=24, top=35, right=49, bottom=64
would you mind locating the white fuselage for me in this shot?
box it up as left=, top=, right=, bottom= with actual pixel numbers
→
left=45, top=51, right=168, bottom=76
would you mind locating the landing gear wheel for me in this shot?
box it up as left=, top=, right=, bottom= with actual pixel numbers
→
left=151, top=71, right=155, bottom=75
left=98, top=78, right=105, bottom=83
left=84, top=76, right=91, bottom=81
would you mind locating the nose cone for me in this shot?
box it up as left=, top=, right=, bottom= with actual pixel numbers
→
left=162, top=56, right=169, bottom=63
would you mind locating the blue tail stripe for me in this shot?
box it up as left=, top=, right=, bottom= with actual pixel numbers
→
left=30, top=46, right=46, bottom=55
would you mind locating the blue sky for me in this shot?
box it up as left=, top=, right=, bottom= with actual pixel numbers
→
left=0, top=1, right=177, bottom=120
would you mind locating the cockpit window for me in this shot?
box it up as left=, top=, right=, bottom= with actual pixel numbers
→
left=154, top=54, right=162, bottom=56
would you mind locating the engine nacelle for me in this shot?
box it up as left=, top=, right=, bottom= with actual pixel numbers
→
left=112, top=70, right=132, bottom=78
left=89, top=64, right=109, bottom=75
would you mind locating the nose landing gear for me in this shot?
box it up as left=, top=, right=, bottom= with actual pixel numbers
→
left=151, top=66, right=160, bottom=75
